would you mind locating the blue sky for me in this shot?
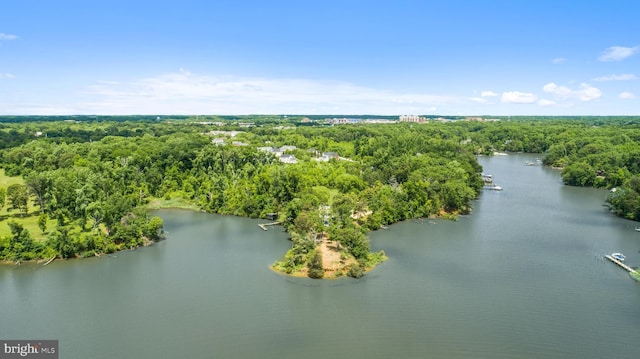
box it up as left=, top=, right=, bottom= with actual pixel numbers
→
left=1, top=0, right=639, bottom=116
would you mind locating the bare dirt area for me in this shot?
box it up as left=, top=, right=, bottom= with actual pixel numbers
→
left=318, top=236, right=357, bottom=278
left=270, top=233, right=362, bottom=279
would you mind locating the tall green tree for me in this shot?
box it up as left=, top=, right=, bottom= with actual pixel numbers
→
left=102, top=192, right=133, bottom=236
left=6, top=183, right=29, bottom=215
left=48, top=227, right=77, bottom=258
left=25, top=171, right=51, bottom=213
left=38, top=213, right=48, bottom=234
left=307, top=249, right=324, bottom=279
left=3, top=221, right=37, bottom=260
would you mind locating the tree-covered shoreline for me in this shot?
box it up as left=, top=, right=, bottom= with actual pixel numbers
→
left=1, top=116, right=639, bottom=275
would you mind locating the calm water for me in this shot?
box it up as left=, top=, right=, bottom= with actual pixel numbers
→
left=1, top=154, right=639, bottom=358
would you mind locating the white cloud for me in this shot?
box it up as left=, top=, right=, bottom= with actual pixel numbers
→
left=619, top=92, right=635, bottom=100
left=576, top=85, right=602, bottom=101
left=501, top=91, right=538, bottom=104
left=0, top=33, right=18, bottom=41
left=593, top=74, right=637, bottom=82
left=543, top=83, right=571, bottom=98
left=552, top=58, right=567, bottom=64
left=0, top=73, right=16, bottom=79
left=480, top=90, right=498, bottom=97
left=81, top=70, right=459, bottom=115
left=598, top=46, right=639, bottom=62
left=543, top=82, right=602, bottom=102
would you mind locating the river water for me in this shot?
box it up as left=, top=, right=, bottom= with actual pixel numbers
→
left=1, top=154, right=639, bottom=358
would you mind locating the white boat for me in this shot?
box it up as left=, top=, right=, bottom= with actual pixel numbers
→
left=483, top=184, right=503, bottom=191
left=611, top=253, right=626, bottom=261
left=635, top=226, right=640, bottom=232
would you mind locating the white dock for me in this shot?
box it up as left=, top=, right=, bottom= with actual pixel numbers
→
left=605, top=254, right=637, bottom=273
left=258, top=222, right=281, bottom=231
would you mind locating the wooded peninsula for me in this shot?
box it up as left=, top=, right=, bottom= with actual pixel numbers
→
left=1, top=115, right=639, bottom=278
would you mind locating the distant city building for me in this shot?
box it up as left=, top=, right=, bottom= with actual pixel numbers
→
left=328, top=117, right=396, bottom=125
left=328, top=118, right=361, bottom=125
left=365, top=119, right=397, bottom=124
left=399, top=115, right=427, bottom=123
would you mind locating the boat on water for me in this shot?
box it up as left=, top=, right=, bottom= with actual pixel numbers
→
left=483, top=184, right=503, bottom=191
left=635, top=226, right=640, bottom=232
left=611, top=252, right=626, bottom=261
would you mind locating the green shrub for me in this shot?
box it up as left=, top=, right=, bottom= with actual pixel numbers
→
left=307, top=249, right=324, bottom=279
left=105, top=242, right=117, bottom=254
left=347, top=263, right=365, bottom=278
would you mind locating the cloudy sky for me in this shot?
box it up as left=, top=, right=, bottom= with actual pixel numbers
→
left=1, top=0, right=638, bottom=116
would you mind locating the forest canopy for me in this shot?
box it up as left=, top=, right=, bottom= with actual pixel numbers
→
left=1, top=116, right=639, bottom=273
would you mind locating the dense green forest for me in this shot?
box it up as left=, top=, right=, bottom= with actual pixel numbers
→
left=1, top=116, right=639, bottom=277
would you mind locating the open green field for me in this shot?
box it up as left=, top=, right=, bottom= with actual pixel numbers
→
left=0, top=169, right=55, bottom=242
left=0, top=168, right=22, bottom=188
left=146, top=197, right=201, bottom=211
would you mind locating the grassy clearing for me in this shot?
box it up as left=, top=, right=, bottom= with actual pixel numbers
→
left=0, top=212, right=57, bottom=242
left=0, top=169, right=56, bottom=242
left=146, top=197, right=201, bottom=211
left=1, top=169, right=198, bottom=242
left=0, top=168, right=22, bottom=188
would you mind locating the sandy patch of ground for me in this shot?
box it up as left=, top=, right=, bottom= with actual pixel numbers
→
left=318, top=235, right=357, bottom=278
left=271, top=235, right=358, bottom=278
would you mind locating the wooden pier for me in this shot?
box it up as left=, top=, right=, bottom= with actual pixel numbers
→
left=258, top=222, right=281, bottom=231
left=605, top=254, right=637, bottom=274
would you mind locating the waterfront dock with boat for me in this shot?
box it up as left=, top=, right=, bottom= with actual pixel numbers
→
left=605, top=253, right=637, bottom=274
